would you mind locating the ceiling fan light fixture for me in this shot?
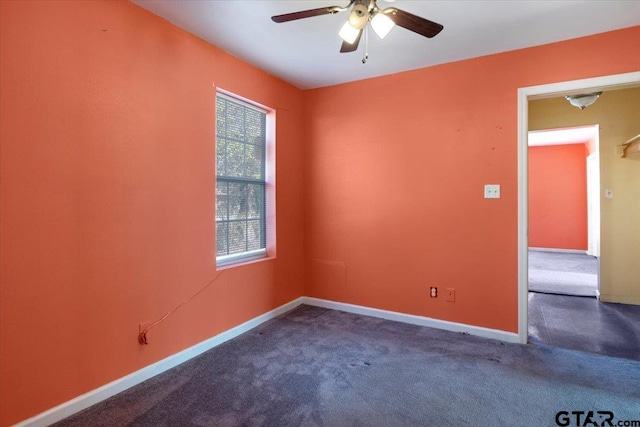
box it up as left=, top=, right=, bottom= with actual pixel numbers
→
left=348, top=4, right=369, bottom=29
left=371, top=12, right=395, bottom=39
left=565, top=92, right=602, bottom=110
left=272, top=0, right=444, bottom=59
left=339, top=21, right=360, bottom=44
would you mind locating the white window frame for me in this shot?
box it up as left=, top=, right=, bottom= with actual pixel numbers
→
left=215, top=91, right=271, bottom=268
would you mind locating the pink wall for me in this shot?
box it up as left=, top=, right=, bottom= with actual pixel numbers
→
left=0, top=1, right=304, bottom=425
left=303, top=26, right=640, bottom=333
left=529, top=144, right=588, bottom=249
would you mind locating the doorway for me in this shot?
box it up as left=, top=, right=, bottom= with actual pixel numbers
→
left=516, top=71, right=640, bottom=346
left=527, top=125, right=599, bottom=298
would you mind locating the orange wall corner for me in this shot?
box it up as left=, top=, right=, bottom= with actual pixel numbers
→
left=0, top=1, right=304, bottom=425
left=301, top=25, right=640, bottom=334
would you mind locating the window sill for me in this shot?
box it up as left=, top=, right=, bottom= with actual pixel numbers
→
left=216, top=249, right=272, bottom=270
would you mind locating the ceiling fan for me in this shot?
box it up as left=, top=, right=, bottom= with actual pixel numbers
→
left=271, top=0, right=443, bottom=57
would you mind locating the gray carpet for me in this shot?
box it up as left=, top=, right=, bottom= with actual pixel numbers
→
left=528, top=292, right=640, bottom=361
left=529, top=250, right=598, bottom=297
left=54, top=305, right=640, bottom=427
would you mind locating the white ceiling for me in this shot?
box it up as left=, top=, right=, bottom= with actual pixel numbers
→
left=132, top=0, right=640, bottom=90
left=528, top=125, right=599, bottom=147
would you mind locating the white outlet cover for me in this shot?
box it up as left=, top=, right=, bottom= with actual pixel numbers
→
left=484, top=184, right=501, bottom=199
left=605, top=188, right=613, bottom=199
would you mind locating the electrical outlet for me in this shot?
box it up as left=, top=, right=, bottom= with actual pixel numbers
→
left=484, top=184, right=500, bottom=199
left=138, top=322, right=152, bottom=345
left=430, top=287, right=437, bottom=298
left=446, top=288, right=455, bottom=302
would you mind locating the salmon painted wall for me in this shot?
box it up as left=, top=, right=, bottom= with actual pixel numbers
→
left=303, top=26, right=640, bottom=333
left=528, top=144, right=588, bottom=250
left=0, top=1, right=304, bottom=425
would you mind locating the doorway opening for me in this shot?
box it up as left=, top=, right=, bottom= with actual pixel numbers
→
left=517, top=71, right=640, bottom=356
left=527, top=125, right=599, bottom=298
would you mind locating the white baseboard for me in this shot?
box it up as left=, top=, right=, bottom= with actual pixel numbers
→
left=14, top=295, right=520, bottom=426
left=302, top=297, right=520, bottom=343
left=12, top=297, right=304, bottom=427
left=598, top=294, right=640, bottom=305
left=528, top=247, right=586, bottom=254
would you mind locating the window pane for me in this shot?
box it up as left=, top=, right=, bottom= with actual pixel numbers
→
left=246, top=219, right=263, bottom=251
left=227, top=182, right=247, bottom=220
left=216, top=222, right=228, bottom=256
left=245, top=108, right=265, bottom=143
left=247, top=183, right=264, bottom=219
left=216, top=137, right=227, bottom=177
left=226, top=102, right=245, bottom=140
left=215, top=181, right=228, bottom=221
left=216, top=98, right=226, bottom=137
left=226, top=141, right=245, bottom=178
left=244, top=145, right=264, bottom=180
left=228, top=221, right=247, bottom=255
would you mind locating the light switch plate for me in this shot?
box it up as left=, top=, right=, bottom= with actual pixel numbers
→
left=484, top=184, right=500, bottom=199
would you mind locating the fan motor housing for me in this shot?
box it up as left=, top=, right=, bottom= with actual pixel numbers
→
left=348, top=2, right=370, bottom=29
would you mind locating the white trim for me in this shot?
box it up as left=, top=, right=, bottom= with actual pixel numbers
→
left=302, top=297, right=520, bottom=343
left=216, top=248, right=267, bottom=268
left=12, top=297, right=304, bottom=427
left=517, top=71, right=640, bottom=345
left=517, top=87, right=529, bottom=344
left=528, top=247, right=586, bottom=254
left=522, top=72, right=640, bottom=101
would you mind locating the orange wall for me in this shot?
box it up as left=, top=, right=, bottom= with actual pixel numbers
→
left=303, top=26, right=640, bottom=333
left=528, top=144, right=588, bottom=250
left=0, top=1, right=304, bottom=425
left=2, top=1, right=640, bottom=424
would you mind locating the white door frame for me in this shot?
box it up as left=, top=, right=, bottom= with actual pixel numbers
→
left=586, top=151, right=600, bottom=259
left=516, top=71, right=640, bottom=344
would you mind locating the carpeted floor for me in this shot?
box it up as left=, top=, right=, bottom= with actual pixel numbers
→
left=528, top=292, right=640, bottom=361
left=528, top=250, right=598, bottom=297
left=55, top=305, right=640, bottom=427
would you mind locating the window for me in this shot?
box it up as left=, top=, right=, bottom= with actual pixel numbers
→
left=215, top=93, right=267, bottom=266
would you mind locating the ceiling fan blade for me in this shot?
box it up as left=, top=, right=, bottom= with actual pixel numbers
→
left=383, top=8, right=444, bottom=38
left=340, top=30, right=363, bottom=53
left=272, top=5, right=348, bottom=23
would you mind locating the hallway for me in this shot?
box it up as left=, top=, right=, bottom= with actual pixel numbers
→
left=528, top=250, right=597, bottom=297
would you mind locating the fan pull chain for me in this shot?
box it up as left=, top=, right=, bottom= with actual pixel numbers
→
left=362, top=25, right=369, bottom=64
